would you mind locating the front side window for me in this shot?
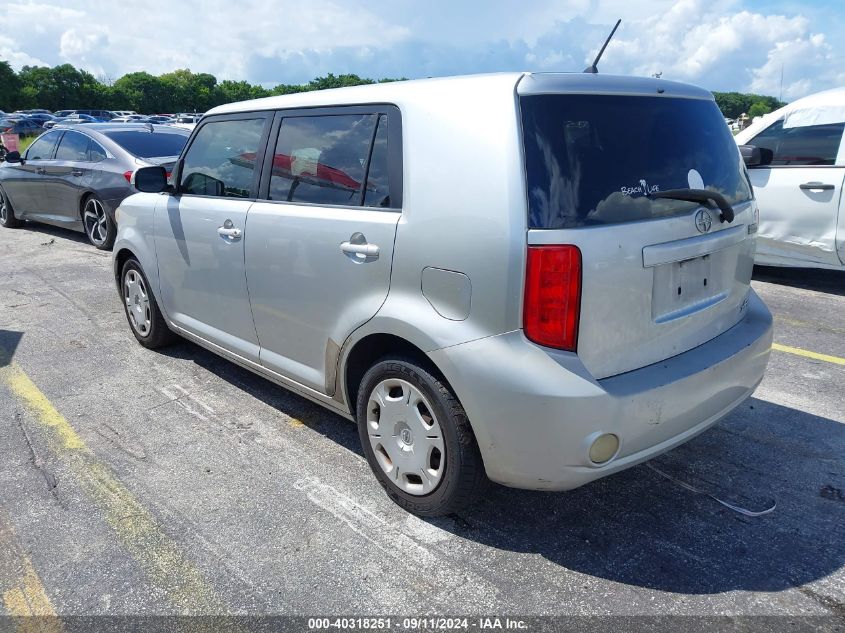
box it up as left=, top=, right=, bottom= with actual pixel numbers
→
left=180, top=118, right=266, bottom=198
left=55, top=132, right=91, bottom=161
left=269, top=114, right=376, bottom=206
left=25, top=132, right=61, bottom=160
left=750, top=120, right=844, bottom=166
left=521, top=94, right=752, bottom=229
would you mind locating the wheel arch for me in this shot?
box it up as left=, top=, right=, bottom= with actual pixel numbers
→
left=77, top=189, right=96, bottom=221
left=341, top=332, right=455, bottom=419
left=113, top=247, right=136, bottom=286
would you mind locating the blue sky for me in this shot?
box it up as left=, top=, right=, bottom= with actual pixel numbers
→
left=1, top=0, right=842, bottom=100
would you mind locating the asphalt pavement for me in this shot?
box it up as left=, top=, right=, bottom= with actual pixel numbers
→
left=0, top=223, right=843, bottom=626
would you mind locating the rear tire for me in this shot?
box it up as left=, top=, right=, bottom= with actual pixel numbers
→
left=120, top=257, right=177, bottom=349
left=0, top=185, right=23, bottom=228
left=356, top=358, right=487, bottom=516
left=82, top=194, right=116, bottom=250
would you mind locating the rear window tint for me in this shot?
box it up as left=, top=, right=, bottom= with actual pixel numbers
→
left=521, top=94, right=752, bottom=229
left=103, top=130, right=188, bottom=158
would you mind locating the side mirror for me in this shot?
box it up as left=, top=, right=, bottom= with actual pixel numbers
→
left=132, top=166, right=169, bottom=193
left=739, top=145, right=773, bottom=167
left=4, top=151, right=21, bottom=164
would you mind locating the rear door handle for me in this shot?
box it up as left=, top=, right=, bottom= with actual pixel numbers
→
left=799, top=182, right=834, bottom=191
left=340, top=241, right=379, bottom=257
left=71, top=169, right=84, bottom=177
left=36, top=168, right=46, bottom=175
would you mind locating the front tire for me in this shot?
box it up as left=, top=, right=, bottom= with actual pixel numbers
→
left=356, top=359, right=487, bottom=516
left=120, top=258, right=177, bottom=349
left=83, top=195, right=116, bottom=250
left=0, top=185, right=23, bottom=228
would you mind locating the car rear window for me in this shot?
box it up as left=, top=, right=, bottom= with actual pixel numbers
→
left=102, top=131, right=188, bottom=158
left=521, top=94, right=752, bottom=229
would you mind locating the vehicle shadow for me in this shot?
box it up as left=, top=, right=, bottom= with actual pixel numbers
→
left=17, top=222, right=90, bottom=246
left=754, top=265, right=845, bottom=297
left=160, top=340, right=844, bottom=596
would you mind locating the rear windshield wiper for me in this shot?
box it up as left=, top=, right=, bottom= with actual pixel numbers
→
left=649, top=189, right=735, bottom=223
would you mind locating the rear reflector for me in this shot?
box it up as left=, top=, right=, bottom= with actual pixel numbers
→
left=123, top=170, right=133, bottom=183
left=524, top=245, right=582, bottom=351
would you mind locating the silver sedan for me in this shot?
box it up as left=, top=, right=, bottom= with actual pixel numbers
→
left=0, top=123, right=189, bottom=249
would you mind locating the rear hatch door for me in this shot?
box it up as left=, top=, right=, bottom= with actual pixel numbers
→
left=519, top=74, right=757, bottom=379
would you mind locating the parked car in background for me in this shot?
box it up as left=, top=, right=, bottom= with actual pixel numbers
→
left=112, top=115, right=151, bottom=123
left=147, top=116, right=174, bottom=125
left=74, top=109, right=115, bottom=121
left=0, top=117, right=44, bottom=137
left=53, top=114, right=100, bottom=127
left=736, top=87, right=845, bottom=270
left=0, top=123, right=190, bottom=249
left=174, top=114, right=202, bottom=124
left=22, top=113, right=57, bottom=127
left=53, top=110, right=76, bottom=118
left=115, top=73, right=772, bottom=515
left=15, top=109, right=53, bottom=116
left=112, top=111, right=138, bottom=117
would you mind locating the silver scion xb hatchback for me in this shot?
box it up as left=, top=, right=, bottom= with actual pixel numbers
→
left=114, top=73, right=773, bottom=516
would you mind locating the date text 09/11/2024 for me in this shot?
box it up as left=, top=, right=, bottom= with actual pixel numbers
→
left=307, top=617, right=529, bottom=630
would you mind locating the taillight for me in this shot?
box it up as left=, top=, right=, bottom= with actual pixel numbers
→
left=523, top=245, right=582, bottom=351
left=124, top=170, right=133, bottom=183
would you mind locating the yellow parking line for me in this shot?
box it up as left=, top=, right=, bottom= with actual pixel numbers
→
left=0, top=517, right=58, bottom=620
left=772, top=343, right=845, bottom=366
left=0, top=361, right=226, bottom=615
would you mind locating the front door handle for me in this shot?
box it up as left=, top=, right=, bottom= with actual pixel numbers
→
left=799, top=182, right=834, bottom=191
left=36, top=167, right=46, bottom=175
left=340, top=241, right=379, bottom=257
left=217, top=219, right=242, bottom=240
left=71, top=169, right=84, bottom=177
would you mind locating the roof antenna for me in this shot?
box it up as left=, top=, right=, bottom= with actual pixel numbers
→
left=583, top=19, right=621, bottom=74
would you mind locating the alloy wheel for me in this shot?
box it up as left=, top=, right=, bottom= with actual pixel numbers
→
left=124, top=269, right=151, bottom=337
left=83, top=198, right=109, bottom=246
left=366, top=378, right=446, bottom=495
left=0, top=190, right=7, bottom=223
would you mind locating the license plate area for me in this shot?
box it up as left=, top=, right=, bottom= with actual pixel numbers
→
left=651, top=254, right=729, bottom=323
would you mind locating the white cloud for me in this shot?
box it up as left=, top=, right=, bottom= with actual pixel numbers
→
left=0, top=0, right=842, bottom=99
left=0, top=35, right=47, bottom=68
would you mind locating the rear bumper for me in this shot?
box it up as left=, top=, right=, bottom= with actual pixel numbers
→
left=428, top=289, right=773, bottom=490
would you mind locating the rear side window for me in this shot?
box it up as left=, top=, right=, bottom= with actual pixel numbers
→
left=88, top=141, right=107, bottom=162
left=521, top=94, right=752, bottom=229
left=26, top=132, right=60, bottom=160
left=180, top=118, right=266, bottom=198
left=749, top=120, right=844, bottom=166
left=269, top=114, right=376, bottom=206
left=55, top=132, right=91, bottom=161
left=103, top=131, right=188, bottom=159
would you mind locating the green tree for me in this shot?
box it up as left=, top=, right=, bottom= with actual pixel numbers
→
left=748, top=101, right=773, bottom=119
left=714, top=91, right=784, bottom=119
left=159, top=69, right=219, bottom=112
left=112, top=72, right=166, bottom=113
left=218, top=80, right=270, bottom=105
left=0, top=61, right=20, bottom=111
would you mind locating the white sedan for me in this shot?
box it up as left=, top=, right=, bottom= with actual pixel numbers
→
left=736, top=87, right=845, bottom=270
